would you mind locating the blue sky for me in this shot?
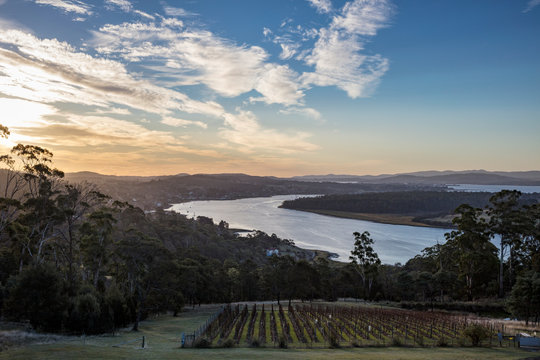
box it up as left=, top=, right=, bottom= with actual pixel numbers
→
left=0, top=0, right=538, bottom=176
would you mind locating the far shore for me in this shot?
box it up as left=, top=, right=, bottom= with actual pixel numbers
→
left=287, top=208, right=453, bottom=228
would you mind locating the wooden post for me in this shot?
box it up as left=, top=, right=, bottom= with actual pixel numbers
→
left=142, top=336, right=145, bottom=348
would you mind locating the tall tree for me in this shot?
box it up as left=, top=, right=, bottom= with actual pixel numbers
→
left=445, top=204, right=498, bottom=300
left=488, top=190, right=523, bottom=297
left=350, top=231, right=381, bottom=299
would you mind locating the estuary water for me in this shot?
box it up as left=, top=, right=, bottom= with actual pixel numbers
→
left=448, top=184, right=540, bottom=193
left=168, top=195, right=452, bottom=264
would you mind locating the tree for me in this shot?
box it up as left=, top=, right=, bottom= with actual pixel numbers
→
left=4, top=263, right=66, bottom=331
left=488, top=190, right=524, bottom=297
left=80, top=208, right=116, bottom=289
left=521, top=203, right=540, bottom=272
left=445, top=204, right=498, bottom=300
left=114, top=229, right=170, bottom=331
left=507, top=271, right=540, bottom=326
left=350, top=231, right=381, bottom=299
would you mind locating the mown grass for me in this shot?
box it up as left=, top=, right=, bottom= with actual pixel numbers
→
left=0, top=305, right=533, bottom=360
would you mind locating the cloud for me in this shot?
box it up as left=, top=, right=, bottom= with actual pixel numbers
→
left=0, top=29, right=225, bottom=118
left=34, top=0, right=92, bottom=15
left=89, top=107, right=131, bottom=115
left=220, top=110, right=318, bottom=154
left=134, top=10, right=155, bottom=20
left=250, top=64, right=304, bottom=106
left=161, top=116, right=207, bottom=129
left=0, top=97, right=223, bottom=165
left=307, top=0, right=332, bottom=14
left=104, top=0, right=155, bottom=20
left=279, top=106, right=322, bottom=120
left=279, top=43, right=299, bottom=60
left=523, top=0, right=540, bottom=12
left=91, top=20, right=307, bottom=105
left=105, top=0, right=132, bottom=12
left=0, top=17, right=31, bottom=32
left=301, top=0, right=392, bottom=98
left=163, top=5, right=196, bottom=17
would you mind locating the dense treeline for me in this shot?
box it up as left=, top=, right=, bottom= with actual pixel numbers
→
left=0, top=127, right=320, bottom=334
left=60, top=172, right=435, bottom=211
left=280, top=191, right=539, bottom=218
left=0, top=125, right=538, bottom=334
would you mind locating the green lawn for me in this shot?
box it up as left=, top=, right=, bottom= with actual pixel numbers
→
left=0, top=305, right=533, bottom=360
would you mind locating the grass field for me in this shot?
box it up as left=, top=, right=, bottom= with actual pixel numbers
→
left=0, top=304, right=535, bottom=360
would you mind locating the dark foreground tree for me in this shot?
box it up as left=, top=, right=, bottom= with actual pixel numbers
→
left=350, top=231, right=381, bottom=299
left=445, top=204, right=498, bottom=300
left=507, top=271, right=540, bottom=325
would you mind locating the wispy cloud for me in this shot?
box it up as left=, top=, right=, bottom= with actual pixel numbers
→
left=89, top=107, right=131, bottom=116
left=0, top=28, right=317, bottom=159
left=279, top=106, right=322, bottom=120
left=134, top=9, right=155, bottom=20
left=0, top=29, right=224, bottom=117
left=163, top=5, right=196, bottom=17
left=105, top=0, right=132, bottom=12
left=523, top=0, right=540, bottom=12
left=105, top=0, right=155, bottom=20
left=34, top=0, right=92, bottom=15
left=162, top=116, right=207, bottom=129
left=301, top=0, right=393, bottom=98
left=91, top=20, right=307, bottom=105
left=307, top=0, right=332, bottom=14
left=220, top=110, right=318, bottom=154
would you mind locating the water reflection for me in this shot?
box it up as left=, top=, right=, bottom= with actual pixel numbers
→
left=168, top=195, right=452, bottom=264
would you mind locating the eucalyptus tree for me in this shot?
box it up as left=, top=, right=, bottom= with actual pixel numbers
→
left=6, top=145, right=65, bottom=267
left=445, top=204, right=498, bottom=300
left=350, top=231, right=381, bottom=299
left=488, top=190, right=524, bottom=297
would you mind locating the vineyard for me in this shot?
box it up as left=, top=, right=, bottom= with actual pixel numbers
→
left=185, top=303, right=501, bottom=348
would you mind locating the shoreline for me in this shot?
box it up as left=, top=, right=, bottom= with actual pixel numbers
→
left=285, top=208, right=453, bottom=228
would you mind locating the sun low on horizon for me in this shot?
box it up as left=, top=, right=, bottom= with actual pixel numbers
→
left=0, top=0, right=539, bottom=177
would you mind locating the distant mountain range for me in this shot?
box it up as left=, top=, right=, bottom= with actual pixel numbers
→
left=288, top=170, right=540, bottom=186
left=62, top=172, right=438, bottom=210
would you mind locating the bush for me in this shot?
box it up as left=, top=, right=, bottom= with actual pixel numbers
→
left=194, top=338, right=211, bottom=348
left=278, top=335, right=288, bottom=349
left=4, top=264, right=66, bottom=332
left=392, top=337, right=403, bottom=347
left=415, top=336, right=425, bottom=347
left=250, top=338, right=260, bottom=347
left=463, top=324, right=491, bottom=346
left=67, top=291, right=101, bottom=334
left=329, top=334, right=340, bottom=348
left=221, top=339, right=235, bottom=348
left=351, top=340, right=360, bottom=347
left=437, top=337, right=448, bottom=347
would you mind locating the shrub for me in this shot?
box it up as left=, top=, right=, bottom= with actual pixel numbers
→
left=437, top=337, right=448, bottom=347
left=392, top=337, right=403, bottom=347
left=463, top=324, right=491, bottom=346
left=4, top=264, right=66, bottom=332
left=250, top=338, right=260, bottom=347
left=278, top=335, right=288, bottom=349
left=415, top=336, right=425, bottom=347
left=329, top=334, right=340, bottom=348
left=221, top=339, right=235, bottom=348
left=194, top=338, right=211, bottom=348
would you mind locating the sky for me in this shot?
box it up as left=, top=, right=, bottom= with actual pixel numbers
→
left=0, top=0, right=539, bottom=176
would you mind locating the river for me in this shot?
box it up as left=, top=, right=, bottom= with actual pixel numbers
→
left=167, top=195, right=452, bottom=264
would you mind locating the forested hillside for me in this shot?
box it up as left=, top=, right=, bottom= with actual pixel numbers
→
left=281, top=191, right=540, bottom=221
left=61, top=172, right=441, bottom=211
left=0, top=125, right=538, bottom=335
